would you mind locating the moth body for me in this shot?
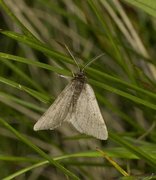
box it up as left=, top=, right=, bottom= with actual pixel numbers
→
left=34, top=70, right=108, bottom=140
left=72, top=71, right=86, bottom=107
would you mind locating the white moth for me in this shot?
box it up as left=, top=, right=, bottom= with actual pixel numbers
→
left=34, top=53, right=108, bottom=140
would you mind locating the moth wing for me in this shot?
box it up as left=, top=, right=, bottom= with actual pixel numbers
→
left=34, top=82, right=74, bottom=131
left=69, top=84, right=108, bottom=140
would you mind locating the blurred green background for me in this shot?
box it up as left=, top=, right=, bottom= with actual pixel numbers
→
left=0, top=0, right=156, bottom=179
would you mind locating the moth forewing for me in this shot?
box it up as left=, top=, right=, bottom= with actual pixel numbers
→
left=69, top=83, right=108, bottom=140
left=33, top=82, right=75, bottom=131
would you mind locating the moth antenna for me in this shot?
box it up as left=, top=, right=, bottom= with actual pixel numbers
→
left=64, top=44, right=81, bottom=71
left=82, top=53, right=105, bottom=71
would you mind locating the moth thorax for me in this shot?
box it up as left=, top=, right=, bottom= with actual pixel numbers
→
left=73, top=71, right=86, bottom=83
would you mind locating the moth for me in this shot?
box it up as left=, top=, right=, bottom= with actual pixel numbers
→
left=34, top=52, right=108, bottom=140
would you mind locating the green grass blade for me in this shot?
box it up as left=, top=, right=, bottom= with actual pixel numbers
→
left=0, top=31, right=73, bottom=64
left=0, top=117, right=79, bottom=180
left=2, top=143, right=156, bottom=179
left=2, top=161, right=48, bottom=180
left=0, top=91, right=45, bottom=112
left=87, top=0, right=125, bottom=70
left=1, top=52, right=156, bottom=102
left=110, top=132, right=156, bottom=168
left=88, top=67, right=156, bottom=100
left=0, top=52, right=71, bottom=76
left=123, top=0, right=156, bottom=18
left=0, top=0, right=39, bottom=41
left=0, top=59, right=45, bottom=92
left=89, top=79, right=156, bottom=110
left=0, top=76, right=51, bottom=103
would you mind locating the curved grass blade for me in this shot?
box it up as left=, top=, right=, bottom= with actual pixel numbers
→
left=0, top=30, right=73, bottom=64
left=89, top=79, right=156, bottom=110
left=0, top=76, right=51, bottom=103
left=96, top=148, right=129, bottom=177
left=0, top=59, right=45, bottom=92
left=2, top=143, right=156, bottom=180
left=0, top=117, right=79, bottom=180
left=1, top=52, right=156, bottom=101
left=110, top=132, right=156, bottom=168
left=0, top=91, right=45, bottom=112
left=0, top=52, right=71, bottom=76
left=123, top=0, right=156, bottom=18
left=0, top=0, right=39, bottom=41
left=88, top=67, right=156, bottom=100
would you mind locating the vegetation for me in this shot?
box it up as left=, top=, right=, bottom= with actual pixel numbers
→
left=0, top=0, right=156, bottom=179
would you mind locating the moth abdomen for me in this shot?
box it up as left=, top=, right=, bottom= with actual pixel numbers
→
left=72, top=71, right=86, bottom=107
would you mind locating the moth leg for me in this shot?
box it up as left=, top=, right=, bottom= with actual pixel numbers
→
left=57, top=74, right=72, bottom=80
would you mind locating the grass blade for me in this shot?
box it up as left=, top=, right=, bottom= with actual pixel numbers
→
left=0, top=117, right=79, bottom=180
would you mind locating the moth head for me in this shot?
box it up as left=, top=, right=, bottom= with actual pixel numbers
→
left=73, top=70, right=86, bottom=81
